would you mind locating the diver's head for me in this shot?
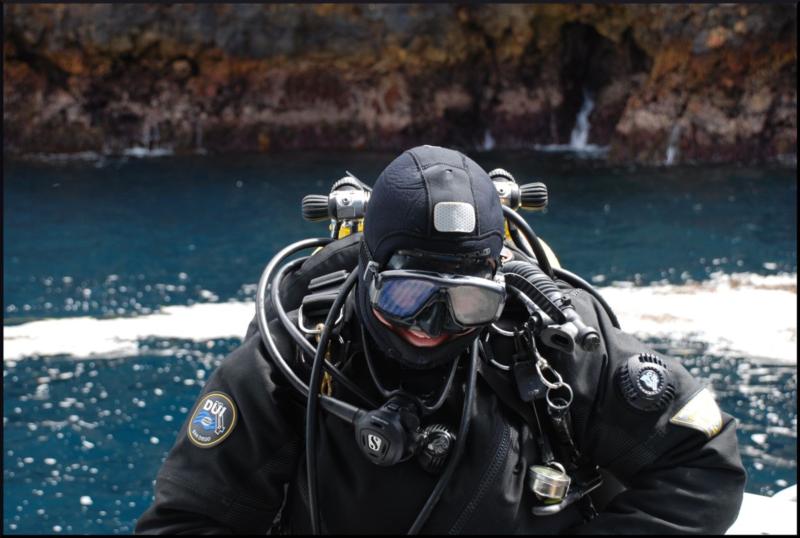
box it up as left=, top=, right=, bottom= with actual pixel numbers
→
left=355, top=145, right=506, bottom=369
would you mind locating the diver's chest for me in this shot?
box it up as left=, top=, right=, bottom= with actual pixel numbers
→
left=303, top=390, right=582, bottom=534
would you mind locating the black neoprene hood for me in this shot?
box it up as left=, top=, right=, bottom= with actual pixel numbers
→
left=355, top=145, right=505, bottom=369
left=363, top=145, right=505, bottom=266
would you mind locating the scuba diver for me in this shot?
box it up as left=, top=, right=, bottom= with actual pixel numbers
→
left=136, top=145, right=746, bottom=534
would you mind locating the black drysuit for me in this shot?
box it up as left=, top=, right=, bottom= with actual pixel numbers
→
left=136, top=240, right=746, bottom=534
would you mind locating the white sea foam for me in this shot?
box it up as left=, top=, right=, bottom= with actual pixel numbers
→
left=122, top=147, right=174, bottom=158
left=24, top=151, right=105, bottom=163
left=598, top=272, right=796, bottom=364
left=3, top=272, right=796, bottom=363
left=21, top=146, right=174, bottom=164
left=727, top=492, right=797, bottom=535
left=3, top=302, right=254, bottom=361
left=533, top=142, right=610, bottom=156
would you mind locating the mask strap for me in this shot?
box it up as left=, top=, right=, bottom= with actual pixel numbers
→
left=360, top=239, right=380, bottom=282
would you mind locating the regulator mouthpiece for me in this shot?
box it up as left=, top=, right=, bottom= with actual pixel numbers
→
left=354, top=394, right=421, bottom=466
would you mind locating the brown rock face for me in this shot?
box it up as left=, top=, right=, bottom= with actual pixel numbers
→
left=3, top=4, right=796, bottom=165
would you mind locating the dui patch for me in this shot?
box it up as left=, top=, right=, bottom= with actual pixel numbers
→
left=669, top=387, right=723, bottom=438
left=188, top=392, right=237, bottom=448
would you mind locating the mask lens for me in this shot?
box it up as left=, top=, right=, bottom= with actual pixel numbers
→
left=448, top=285, right=505, bottom=325
left=376, top=278, right=439, bottom=318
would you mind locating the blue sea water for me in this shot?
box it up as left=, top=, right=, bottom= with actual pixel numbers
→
left=3, top=151, right=797, bottom=534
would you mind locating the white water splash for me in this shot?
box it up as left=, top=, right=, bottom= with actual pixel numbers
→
left=569, top=89, right=594, bottom=149
left=664, top=124, right=682, bottom=166
left=534, top=89, right=608, bottom=155
left=3, top=272, right=796, bottom=363
left=481, top=130, right=496, bottom=151
left=122, top=147, right=174, bottom=158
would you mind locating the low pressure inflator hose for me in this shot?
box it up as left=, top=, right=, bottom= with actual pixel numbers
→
left=503, top=260, right=601, bottom=352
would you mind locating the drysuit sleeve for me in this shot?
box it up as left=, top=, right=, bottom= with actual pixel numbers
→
left=135, top=317, right=305, bottom=534
left=555, top=288, right=747, bottom=534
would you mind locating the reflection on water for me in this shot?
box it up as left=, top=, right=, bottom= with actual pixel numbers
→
left=3, top=342, right=233, bottom=534
left=4, top=153, right=797, bottom=323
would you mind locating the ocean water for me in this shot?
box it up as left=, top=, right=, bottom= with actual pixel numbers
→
left=3, top=151, right=797, bottom=534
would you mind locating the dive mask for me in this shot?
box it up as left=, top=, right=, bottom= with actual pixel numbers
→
left=367, top=264, right=507, bottom=335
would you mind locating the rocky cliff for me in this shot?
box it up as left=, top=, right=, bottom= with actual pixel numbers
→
left=3, top=4, right=797, bottom=165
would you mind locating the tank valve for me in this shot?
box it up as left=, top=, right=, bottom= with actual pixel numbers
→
left=301, top=175, right=371, bottom=222
left=488, top=168, right=548, bottom=211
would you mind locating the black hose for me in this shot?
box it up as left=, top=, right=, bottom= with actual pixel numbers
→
left=504, top=260, right=567, bottom=324
left=407, top=341, right=478, bottom=535
left=507, top=284, right=546, bottom=318
left=306, top=269, right=360, bottom=535
left=270, top=256, right=313, bottom=357
left=553, top=267, right=621, bottom=329
left=423, top=357, right=460, bottom=415
left=502, top=206, right=554, bottom=278
left=360, top=323, right=459, bottom=415
left=359, top=323, right=394, bottom=399
left=256, top=238, right=377, bottom=407
left=501, top=226, right=620, bottom=331
left=504, top=260, right=562, bottom=302
left=504, top=260, right=601, bottom=351
left=507, top=220, right=535, bottom=259
left=271, top=257, right=376, bottom=408
left=257, top=238, right=332, bottom=396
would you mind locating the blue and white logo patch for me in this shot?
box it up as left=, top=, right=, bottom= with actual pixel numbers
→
left=188, top=392, right=237, bottom=448
left=637, top=368, right=664, bottom=395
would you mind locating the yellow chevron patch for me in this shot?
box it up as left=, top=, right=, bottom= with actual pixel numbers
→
left=669, top=388, right=723, bottom=438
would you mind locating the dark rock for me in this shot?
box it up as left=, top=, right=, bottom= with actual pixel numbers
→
left=2, top=4, right=796, bottom=165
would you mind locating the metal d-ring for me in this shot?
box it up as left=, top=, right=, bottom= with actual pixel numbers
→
left=548, top=461, right=566, bottom=474
left=297, top=304, right=345, bottom=335
left=545, top=383, right=573, bottom=411
left=535, top=359, right=563, bottom=390
left=490, top=322, right=516, bottom=337
left=482, top=331, right=511, bottom=371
